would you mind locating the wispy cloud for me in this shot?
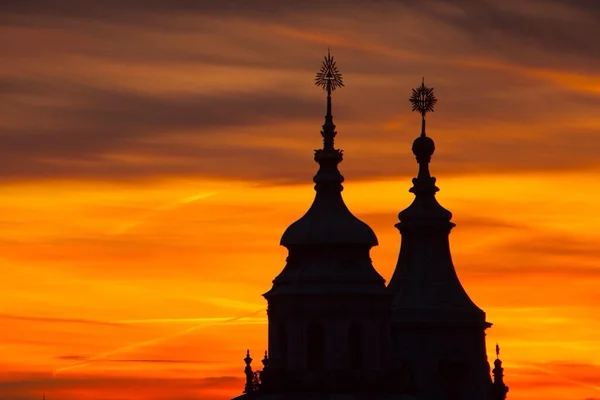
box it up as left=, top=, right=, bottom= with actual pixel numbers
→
left=0, top=313, right=123, bottom=327
left=53, top=310, right=264, bottom=376
left=109, top=191, right=217, bottom=234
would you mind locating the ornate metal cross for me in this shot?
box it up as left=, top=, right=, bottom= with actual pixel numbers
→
left=409, top=77, right=437, bottom=136
left=315, top=49, right=344, bottom=96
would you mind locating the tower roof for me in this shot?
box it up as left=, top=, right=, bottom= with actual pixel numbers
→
left=266, top=52, right=385, bottom=298
left=280, top=50, right=377, bottom=248
left=388, top=79, right=487, bottom=326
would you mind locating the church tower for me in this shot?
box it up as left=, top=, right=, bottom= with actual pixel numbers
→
left=232, top=53, right=414, bottom=399
left=388, top=80, right=495, bottom=400
left=263, top=50, right=391, bottom=394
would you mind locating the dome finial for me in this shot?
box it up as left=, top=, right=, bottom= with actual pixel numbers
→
left=278, top=53, right=379, bottom=247
left=409, top=77, right=437, bottom=137
left=315, top=49, right=344, bottom=151
left=407, top=78, right=438, bottom=193
left=312, top=50, right=345, bottom=193
left=397, top=78, right=452, bottom=221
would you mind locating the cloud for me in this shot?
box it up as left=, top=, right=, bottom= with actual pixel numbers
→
left=0, top=78, right=322, bottom=177
left=57, top=355, right=87, bottom=361
left=53, top=310, right=263, bottom=376
left=0, top=374, right=240, bottom=400
left=57, top=356, right=206, bottom=364
left=456, top=230, right=600, bottom=280
left=452, top=216, right=527, bottom=231
left=399, top=0, right=600, bottom=70
left=496, top=232, right=600, bottom=261
left=0, top=313, right=123, bottom=327
left=2, top=0, right=600, bottom=185
left=517, top=360, right=600, bottom=392
left=0, top=0, right=352, bottom=22
left=108, top=359, right=205, bottom=364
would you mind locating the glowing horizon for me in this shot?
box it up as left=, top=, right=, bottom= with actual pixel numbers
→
left=1, top=1, right=600, bottom=399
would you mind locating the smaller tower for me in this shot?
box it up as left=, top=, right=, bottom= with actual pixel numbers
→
left=258, top=350, right=270, bottom=391
left=243, top=350, right=254, bottom=394
left=491, top=344, right=509, bottom=400
left=389, top=79, right=493, bottom=399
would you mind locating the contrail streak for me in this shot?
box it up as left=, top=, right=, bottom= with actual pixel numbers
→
left=52, top=309, right=264, bottom=377
left=518, top=363, right=600, bottom=393
left=110, top=191, right=217, bottom=235
left=113, top=316, right=265, bottom=324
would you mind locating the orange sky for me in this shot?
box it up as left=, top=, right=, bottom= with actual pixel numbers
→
left=1, top=1, right=600, bottom=399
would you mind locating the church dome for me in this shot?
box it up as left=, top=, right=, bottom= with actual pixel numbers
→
left=280, top=190, right=378, bottom=247
left=270, top=122, right=383, bottom=295
left=279, top=73, right=377, bottom=248
left=265, top=50, right=384, bottom=297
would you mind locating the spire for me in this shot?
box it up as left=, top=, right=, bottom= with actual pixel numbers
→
left=278, top=51, right=378, bottom=248
left=399, top=78, right=451, bottom=221
left=272, top=51, right=383, bottom=290
left=313, top=49, right=345, bottom=193
left=315, top=48, right=344, bottom=150
left=492, top=343, right=509, bottom=400
left=243, top=349, right=254, bottom=394
left=496, top=343, right=500, bottom=360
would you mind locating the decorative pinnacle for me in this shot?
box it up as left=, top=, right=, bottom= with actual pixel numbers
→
left=409, top=77, right=437, bottom=137
left=315, top=48, right=344, bottom=95
left=314, top=49, right=344, bottom=155
left=496, top=343, right=500, bottom=359
left=312, top=51, right=345, bottom=193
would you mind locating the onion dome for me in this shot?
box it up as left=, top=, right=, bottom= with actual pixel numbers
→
left=266, top=51, right=384, bottom=298
left=280, top=50, right=377, bottom=247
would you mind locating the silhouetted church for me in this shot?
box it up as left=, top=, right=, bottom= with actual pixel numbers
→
left=232, top=52, right=509, bottom=400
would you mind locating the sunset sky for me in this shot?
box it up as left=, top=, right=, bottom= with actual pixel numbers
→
left=1, top=0, right=600, bottom=399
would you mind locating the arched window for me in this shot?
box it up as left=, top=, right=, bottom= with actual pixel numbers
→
left=307, top=322, right=325, bottom=369
left=348, top=323, right=364, bottom=369
left=279, top=323, right=287, bottom=371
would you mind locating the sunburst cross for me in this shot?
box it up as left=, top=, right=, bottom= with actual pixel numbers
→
left=409, top=77, right=437, bottom=136
left=315, top=49, right=344, bottom=95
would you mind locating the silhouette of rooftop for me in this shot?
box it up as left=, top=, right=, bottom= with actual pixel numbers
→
left=235, top=55, right=508, bottom=400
